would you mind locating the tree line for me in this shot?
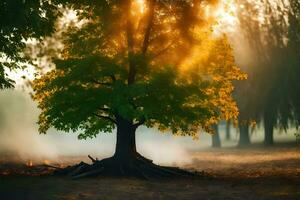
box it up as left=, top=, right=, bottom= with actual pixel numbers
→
left=212, top=0, right=300, bottom=147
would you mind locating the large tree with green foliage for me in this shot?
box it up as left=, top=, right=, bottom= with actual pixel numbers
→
left=33, top=0, right=245, bottom=178
left=0, top=0, right=59, bottom=88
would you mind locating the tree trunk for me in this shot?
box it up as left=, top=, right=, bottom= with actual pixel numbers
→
left=264, top=113, right=274, bottom=146
left=212, top=124, right=221, bottom=148
left=225, top=121, right=231, bottom=140
left=54, top=116, right=199, bottom=179
left=114, top=118, right=137, bottom=162
left=238, top=122, right=250, bottom=146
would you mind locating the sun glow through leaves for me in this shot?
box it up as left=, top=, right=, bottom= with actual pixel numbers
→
left=205, top=0, right=239, bottom=35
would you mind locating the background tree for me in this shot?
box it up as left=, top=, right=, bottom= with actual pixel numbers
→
left=235, top=0, right=300, bottom=146
left=233, top=0, right=270, bottom=146
left=225, top=120, right=231, bottom=140
left=283, top=0, right=300, bottom=132
left=33, top=0, right=246, bottom=178
left=212, top=124, right=221, bottom=148
left=0, top=0, right=59, bottom=88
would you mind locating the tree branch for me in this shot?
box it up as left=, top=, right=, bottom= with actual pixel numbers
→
left=126, top=0, right=136, bottom=85
left=151, top=41, right=174, bottom=59
left=133, top=117, right=146, bottom=128
left=93, top=113, right=117, bottom=124
left=141, top=0, right=155, bottom=55
left=91, top=79, right=112, bottom=86
left=98, top=107, right=111, bottom=112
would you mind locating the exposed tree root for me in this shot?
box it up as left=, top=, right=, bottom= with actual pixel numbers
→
left=52, top=155, right=203, bottom=180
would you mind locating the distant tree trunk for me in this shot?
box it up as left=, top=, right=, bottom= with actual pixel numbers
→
left=225, top=121, right=231, bottom=140
left=264, top=112, right=274, bottom=146
left=114, top=117, right=137, bottom=162
left=212, top=124, right=221, bottom=148
left=238, top=121, right=250, bottom=146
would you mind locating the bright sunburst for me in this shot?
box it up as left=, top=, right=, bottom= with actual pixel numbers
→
left=204, top=0, right=239, bottom=35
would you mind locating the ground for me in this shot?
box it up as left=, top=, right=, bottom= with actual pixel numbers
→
left=0, top=143, right=299, bottom=200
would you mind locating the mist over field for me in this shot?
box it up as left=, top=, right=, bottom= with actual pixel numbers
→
left=0, top=86, right=297, bottom=166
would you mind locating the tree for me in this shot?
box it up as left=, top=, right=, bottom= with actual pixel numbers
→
left=238, top=119, right=250, bottom=146
left=234, top=78, right=254, bottom=146
left=235, top=0, right=300, bottom=146
left=282, top=0, right=300, bottom=131
left=32, top=0, right=246, bottom=179
left=212, top=124, right=221, bottom=148
left=0, top=0, right=59, bottom=88
left=225, top=121, right=231, bottom=140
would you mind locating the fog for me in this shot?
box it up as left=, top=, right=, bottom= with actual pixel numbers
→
left=0, top=88, right=201, bottom=165
left=0, top=86, right=296, bottom=166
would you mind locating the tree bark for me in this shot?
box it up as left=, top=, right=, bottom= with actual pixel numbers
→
left=238, top=122, right=250, bottom=146
left=212, top=124, right=221, bottom=148
left=264, top=113, right=274, bottom=146
left=114, top=117, right=137, bottom=162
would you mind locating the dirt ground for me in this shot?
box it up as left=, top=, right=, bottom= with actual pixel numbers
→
left=0, top=143, right=299, bottom=200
